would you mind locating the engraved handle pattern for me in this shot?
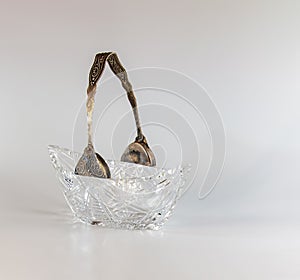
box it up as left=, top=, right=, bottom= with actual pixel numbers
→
left=87, top=52, right=111, bottom=92
left=87, top=52, right=144, bottom=142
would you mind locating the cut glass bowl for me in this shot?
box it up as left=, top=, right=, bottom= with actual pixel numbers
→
left=48, top=145, right=191, bottom=230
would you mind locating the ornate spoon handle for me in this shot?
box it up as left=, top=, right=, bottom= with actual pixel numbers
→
left=87, top=52, right=144, bottom=142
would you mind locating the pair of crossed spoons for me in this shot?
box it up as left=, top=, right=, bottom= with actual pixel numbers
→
left=75, top=52, right=156, bottom=178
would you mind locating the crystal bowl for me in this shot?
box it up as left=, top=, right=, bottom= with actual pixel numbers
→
left=48, top=145, right=190, bottom=230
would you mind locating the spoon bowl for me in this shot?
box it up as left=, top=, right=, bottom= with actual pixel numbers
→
left=75, top=144, right=111, bottom=178
left=121, top=137, right=156, bottom=167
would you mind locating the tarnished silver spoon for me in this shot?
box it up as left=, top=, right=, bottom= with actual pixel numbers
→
left=75, top=53, right=112, bottom=178
left=106, top=53, right=156, bottom=167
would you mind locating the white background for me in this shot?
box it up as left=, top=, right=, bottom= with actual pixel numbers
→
left=0, top=0, right=300, bottom=279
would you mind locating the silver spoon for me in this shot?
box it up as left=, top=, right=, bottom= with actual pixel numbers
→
left=75, top=53, right=111, bottom=178
left=106, top=53, right=156, bottom=166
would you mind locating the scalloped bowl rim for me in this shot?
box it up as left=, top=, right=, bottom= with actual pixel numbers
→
left=48, top=145, right=191, bottom=195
